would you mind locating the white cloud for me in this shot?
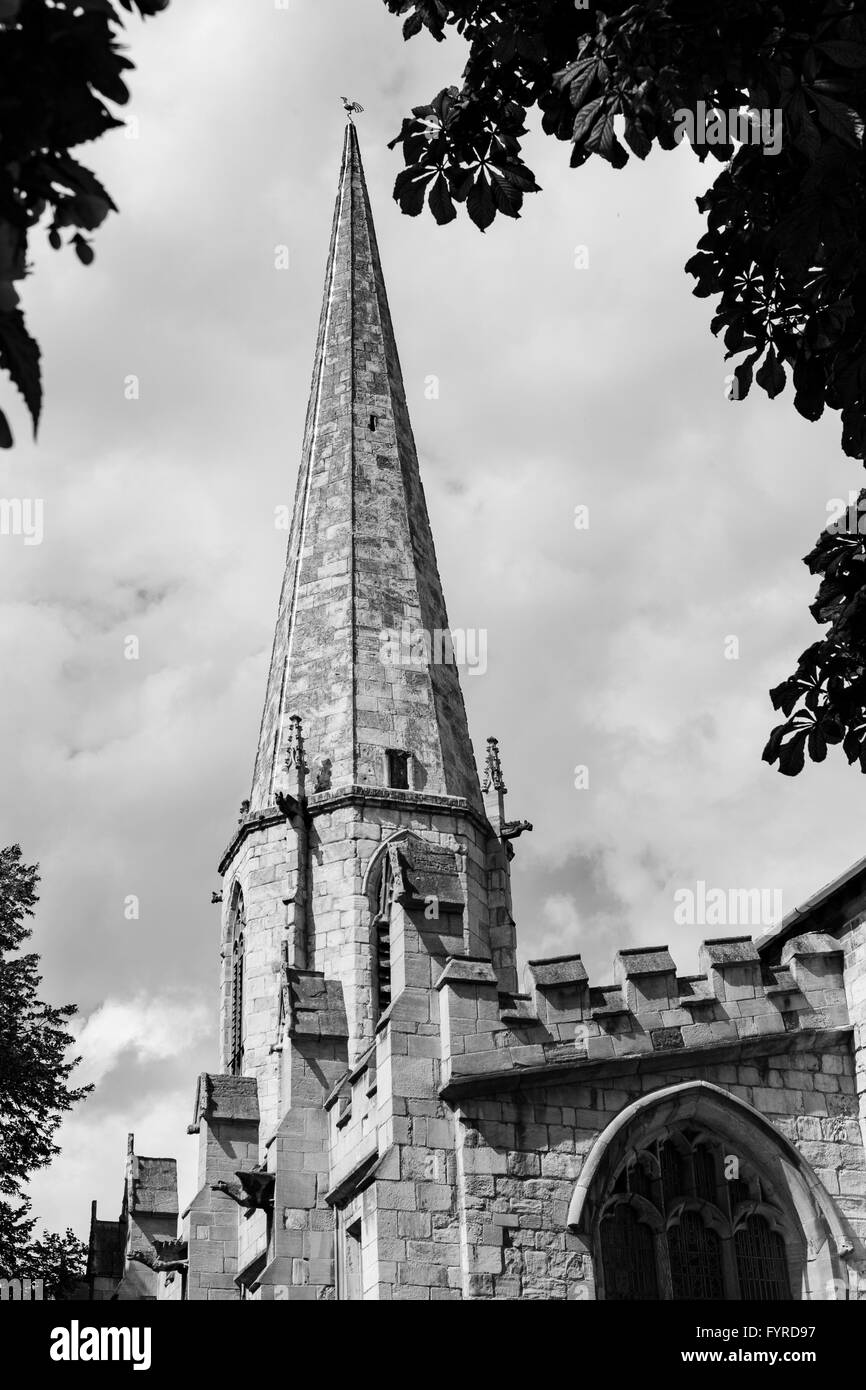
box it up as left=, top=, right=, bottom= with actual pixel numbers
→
left=71, top=993, right=211, bottom=1087
left=28, top=1088, right=199, bottom=1242
left=5, top=0, right=864, bottom=1235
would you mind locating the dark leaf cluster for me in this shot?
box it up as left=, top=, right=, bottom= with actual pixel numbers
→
left=387, top=1, right=866, bottom=774
left=0, top=0, right=168, bottom=446
left=764, top=493, right=866, bottom=773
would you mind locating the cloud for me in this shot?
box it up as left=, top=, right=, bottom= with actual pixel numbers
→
left=5, top=0, right=864, bottom=1237
left=71, top=993, right=211, bottom=1087
left=28, top=1088, right=200, bottom=1242
left=26, top=993, right=210, bottom=1238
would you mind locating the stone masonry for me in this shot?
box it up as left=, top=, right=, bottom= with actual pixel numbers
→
left=82, top=122, right=866, bottom=1302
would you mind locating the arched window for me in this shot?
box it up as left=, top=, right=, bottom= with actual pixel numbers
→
left=228, top=890, right=246, bottom=1076
left=596, top=1130, right=792, bottom=1301
left=660, top=1139, right=686, bottom=1210
left=735, top=1215, right=791, bottom=1301
left=668, top=1210, right=724, bottom=1300
left=373, top=854, right=393, bottom=1018
left=600, top=1203, right=659, bottom=1301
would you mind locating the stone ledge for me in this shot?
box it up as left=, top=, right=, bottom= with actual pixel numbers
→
left=700, top=936, right=761, bottom=968
left=439, top=1025, right=854, bottom=1101
left=219, top=785, right=495, bottom=873
left=526, top=955, right=588, bottom=988
left=518, top=933, right=849, bottom=1045
left=325, top=1140, right=383, bottom=1208
left=616, top=947, right=676, bottom=978
left=218, top=807, right=286, bottom=875
left=499, top=993, right=538, bottom=1024
left=781, top=932, right=844, bottom=965
left=127, top=1156, right=178, bottom=1216
left=189, top=1073, right=260, bottom=1134
left=309, top=784, right=490, bottom=835
left=435, top=956, right=499, bottom=990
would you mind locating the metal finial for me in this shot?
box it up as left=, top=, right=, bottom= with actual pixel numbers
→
left=482, top=736, right=507, bottom=794
left=341, top=97, right=365, bottom=120
left=285, top=713, right=309, bottom=775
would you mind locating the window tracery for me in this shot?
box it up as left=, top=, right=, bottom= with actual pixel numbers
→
left=597, top=1129, right=793, bottom=1301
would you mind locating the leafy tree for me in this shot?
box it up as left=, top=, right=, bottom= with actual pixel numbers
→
left=763, top=488, right=866, bottom=774
left=0, top=0, right=169, bottom=448
left=25, top=1226, right=88, bottom=1300
left=0, top=845, right=91, bottom=1283
left=0, top=1224, right=87, bottom=1300
left=384, top=1, right=866, bottom=774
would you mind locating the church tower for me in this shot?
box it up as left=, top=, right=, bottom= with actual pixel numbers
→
left=84, top=118, right=866, bottom=1308
left=211, top=114, right=524, bottom=1217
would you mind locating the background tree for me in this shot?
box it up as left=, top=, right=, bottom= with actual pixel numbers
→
left=2, top=1225, right=88, bottom=1300
left=0, top=0, right=169, bottom=448
left=384, top=0, right=866, bottom=775
left=0, top=845, right=91, bottom=1286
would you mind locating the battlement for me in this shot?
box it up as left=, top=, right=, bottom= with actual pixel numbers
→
left=434, top=930, right=849, bottom=1087
left=126, top=1156, right=178, bottom=1217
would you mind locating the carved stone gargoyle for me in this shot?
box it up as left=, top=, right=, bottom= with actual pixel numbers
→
left=128, top=1237, right=188, bottom=1273
left=501, top=819, right=533, bottom=861
left=211, top=1167, right=275, bottom=1212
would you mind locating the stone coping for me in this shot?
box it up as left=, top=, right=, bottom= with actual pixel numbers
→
left=435, top=955, right=499, bottom=990
left=439, top=1025, right=854, bottom=1102
left=188, top=1072, right=259, bottom=1134
left=526, top=955, right=588, bottom=988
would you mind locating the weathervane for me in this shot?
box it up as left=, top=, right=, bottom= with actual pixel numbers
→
left=341, top=97, right=365, bottom=121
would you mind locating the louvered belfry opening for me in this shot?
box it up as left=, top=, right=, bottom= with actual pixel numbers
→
left=597, top=1129, right=793, bottom=1301
left=229, top=891, right=246, bottom=1076
left=374, top=854, right=393, bottom=1018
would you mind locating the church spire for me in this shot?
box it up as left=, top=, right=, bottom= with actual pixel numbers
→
left=249, top=121, right=482, bottom=813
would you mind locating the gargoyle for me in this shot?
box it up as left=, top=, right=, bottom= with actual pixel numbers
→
left=128, top=1237, right=188, bottom=1273
left=502, top=819, right=533, bottom=860
left=212, top=1167, right=275, bottom=1212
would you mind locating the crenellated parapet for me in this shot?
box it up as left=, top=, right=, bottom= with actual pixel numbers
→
left=434, top=931, right=851, bottom=1089
left=81, top=1136, right=180, bottom=1302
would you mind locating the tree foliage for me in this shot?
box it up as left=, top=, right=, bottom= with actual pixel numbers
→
left=0, top=1217, right=87, bottom=1299
left=0, top=845, right=91, bottom=1283
left=25, top=1226, right=88, bottom=1300
left=764, top=490, right=866, bottom=774
left=385, top=0, right=866, bottom=774
left=0, top=0, right=169, bottom=448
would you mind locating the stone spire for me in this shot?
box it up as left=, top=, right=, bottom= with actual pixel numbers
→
left=249, top=121, right=482, bottom=813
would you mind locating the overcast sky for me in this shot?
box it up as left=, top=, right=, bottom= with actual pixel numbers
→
left=4, top=1, right=863, bottom=1238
